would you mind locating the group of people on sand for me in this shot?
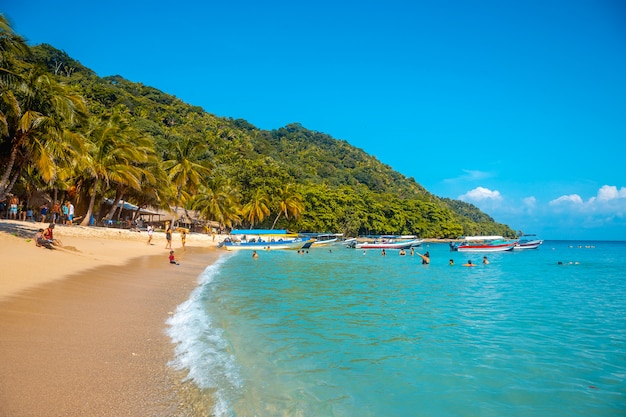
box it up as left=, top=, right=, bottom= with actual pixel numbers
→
left=34, top=223, right=62, bottom=249
left=2, top=196, right=75, bottom=225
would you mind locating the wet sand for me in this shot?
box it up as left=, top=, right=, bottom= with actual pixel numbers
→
left=0, top=220, right=222, bottom=416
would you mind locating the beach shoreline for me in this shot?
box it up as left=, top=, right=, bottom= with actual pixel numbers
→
left=0, top=219, right=222, bottom=416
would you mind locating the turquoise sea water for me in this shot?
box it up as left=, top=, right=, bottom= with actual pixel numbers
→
left=167, top=241, right=626, bottom=416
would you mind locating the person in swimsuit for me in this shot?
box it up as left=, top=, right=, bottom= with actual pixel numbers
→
left=9, top=196, right=19, bottom=220
left=169, top=250, right=179, bottom=264
left=165, top=227, right=173, bottom=249
left=180, top=229, right=187, bottom=251
left=43, top=223, right=62, bottom=246
left=35, top=228, right=53, bottom=249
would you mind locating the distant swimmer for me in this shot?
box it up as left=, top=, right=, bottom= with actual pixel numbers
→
left=482, top=256, right=489, bottom=265
left=252, top=250, right=259, bottom=259
left=463, top=260, right=475, bottom=267
left=417, top=251, right=430, bottom=264
left=399, top=249, right=406, bottom=256
left=449, top=259, right=455, bottom=266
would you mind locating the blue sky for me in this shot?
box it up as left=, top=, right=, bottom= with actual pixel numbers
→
left=3, top=1, right=626, bottom=240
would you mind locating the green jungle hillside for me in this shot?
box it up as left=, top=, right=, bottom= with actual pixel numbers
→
left=0, top=17, right=515, bottom=238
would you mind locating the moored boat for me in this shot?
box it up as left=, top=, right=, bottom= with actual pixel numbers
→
left=300, top=233, right=344, bottom=247
left=348, top=235, right=424, bottom=250
left=450, top=236, right=516, bottom=252
left=219, top=229, right=310, bottom=251
left=513, top=234, right=544, bottom=250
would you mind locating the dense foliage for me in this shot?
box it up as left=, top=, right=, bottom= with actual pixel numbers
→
left=0, top=15, right=515, bottom=237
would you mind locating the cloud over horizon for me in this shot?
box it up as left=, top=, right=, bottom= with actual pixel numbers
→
left=549, top=185, right=626, bottom=214
left=458, top=186, right=502, bottom=202
left=458, top=185, right=626, bottom=239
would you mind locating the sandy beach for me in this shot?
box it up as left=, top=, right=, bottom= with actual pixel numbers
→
left=0, top=220, right=223, bottom=416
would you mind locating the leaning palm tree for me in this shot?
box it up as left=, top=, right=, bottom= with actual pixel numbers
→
left=191, top=177, right=242, bottom=230
left=102, top=133, right=159, bottom=221
left=124, top=160, right=173, bottom=221
left=162, top=137, right=212, bottom=226
left=0, top=14, right=30, bottom=87
left=271, top=183, right=305, bottom=229
left=241, top=188, right=271, bottom=229
left=0, top=67, right=87, bottom=201
left=77, top=109, right=151, bottom=226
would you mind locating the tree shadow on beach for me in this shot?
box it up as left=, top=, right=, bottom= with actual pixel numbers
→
left=0, top=220, right=42, bottom=239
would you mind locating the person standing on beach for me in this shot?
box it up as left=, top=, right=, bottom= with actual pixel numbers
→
left=147, top=225, right=154, bottom=245
left=165, top=227, right=172, bottom=249
left=180, top=229, right=187, bottom=251
left=39, top=203, right=48, bottom=223
left=61, top=201, right=69, bottom=224
left=66, top=201, right=74, bottom=226
left=9, top=196, right=20, bottom=220
left=52, top=201, right=61, bottom=224
left=9, top=196, right=19, bottom=220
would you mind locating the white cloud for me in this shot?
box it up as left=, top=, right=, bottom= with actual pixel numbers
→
left=549, top=185, right=626, bottom=211
left=522, top=196, right=536, bottom=208
left=549, top=194, right=584, bottom=206
left=444, top=170, right=493, bottom=183
left=596, top=185, right=626, bottom=202
left=459, top=186, right=502, bottom=202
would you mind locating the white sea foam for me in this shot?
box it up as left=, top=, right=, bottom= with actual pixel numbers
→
left=166, top=253, right=241, bottom=417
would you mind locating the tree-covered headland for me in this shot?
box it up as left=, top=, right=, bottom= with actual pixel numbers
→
left=0, top=15, right=515, bottom=238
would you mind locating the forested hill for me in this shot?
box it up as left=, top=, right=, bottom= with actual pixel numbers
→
left=12, top=41, right=515, bottom=238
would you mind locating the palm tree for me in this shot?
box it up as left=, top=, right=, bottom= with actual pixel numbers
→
left=77, top=109, right=152, bottom=226
left=123, top=160, right=173, bottom=221
left=271, top=184, right=305, bottom=229
left=0, top=14, right=30, bottom=86
left=191, top=177, right=242, bottom=230
left=0, top=67, right=87, bottom=201
left=162, top=137, right=212, bottom=225
left=102, top=133, right=159, bottom=221
left=241, top=188, right=271, bottom=228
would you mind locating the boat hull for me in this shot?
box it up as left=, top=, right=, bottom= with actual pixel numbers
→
left=310, top=238, right=338, bottom=247
left=221, top=239, right=308, bottom=251
left=354, top=239, right=423, bottom=250
left=450, top=235, right=516, bottom=252
left=452, top=244, right=515, bottom=252
left=513, top=240, right=544, bottom=250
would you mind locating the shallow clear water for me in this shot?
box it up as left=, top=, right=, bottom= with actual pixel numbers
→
left=167, top=241, right=626, bottom=416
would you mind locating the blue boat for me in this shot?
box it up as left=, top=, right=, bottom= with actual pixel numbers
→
left=219, top=229, right=310, bottom=251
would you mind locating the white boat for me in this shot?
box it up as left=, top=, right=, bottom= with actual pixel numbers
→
left=342, top=237, right=357, bottom=247
left=450, top=236, right=516, bottom=252
left=513, top=235, right=544, bottom=250
left=348, top=235, right=424, bottom=250
left=302, top=233, right=343, bottom=247
left=219, top=229, right=310, bottom=251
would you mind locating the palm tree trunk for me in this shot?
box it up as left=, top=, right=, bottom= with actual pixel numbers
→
left=80, top=178, right=100, bottom=226
left=0, top=141, right=20, bottom=200
left=271, top=212, right=282, bottom=230
left=105, top=187, right=126, bottom=221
